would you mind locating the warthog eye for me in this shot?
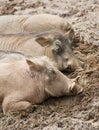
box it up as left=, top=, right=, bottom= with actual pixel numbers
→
left=46, top=68, right=56, bottom=80
left=56, top=46, right=62, bottom=53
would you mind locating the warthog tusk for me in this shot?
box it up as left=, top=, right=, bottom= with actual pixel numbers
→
left=45, top=88, right=55, bottom=97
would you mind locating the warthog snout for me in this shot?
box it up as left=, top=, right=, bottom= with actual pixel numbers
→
left=62, top=55, right=84, bottom=72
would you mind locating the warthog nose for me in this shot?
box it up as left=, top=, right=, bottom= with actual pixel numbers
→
left=67, top=61, right=74, bottom=70
left=64, top=64, right=68, bottom=69
left=70, top=58, right=84, bottom=71
left=63, top=59, right=82, bottom=72
left=70, top=83, right=83, bottom=95
left=63, top=63, right=73, bottom=72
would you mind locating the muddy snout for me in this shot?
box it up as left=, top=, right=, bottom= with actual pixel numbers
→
left=63, top=57, right=84, bottom=72
left=69, top=77, right=83, bottom=95
left=70, top=83, right=83, bottom=95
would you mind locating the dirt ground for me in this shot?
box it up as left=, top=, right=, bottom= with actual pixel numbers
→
left=0, top=0, right=99, bottom=130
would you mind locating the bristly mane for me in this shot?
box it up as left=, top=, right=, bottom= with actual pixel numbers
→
left=0, top=30, right=67, bottom=41
left=0, top=30, right=69, bottom=47
left=0, top=50, right=24, bottom=55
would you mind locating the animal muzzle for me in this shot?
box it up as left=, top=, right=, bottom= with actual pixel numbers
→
left=69, top=78, right=83, bottom=95
left=67, top=59, right=84, bottom=72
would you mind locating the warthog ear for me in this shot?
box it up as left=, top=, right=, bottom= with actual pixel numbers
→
left=62, top=22, right=74, bottom=45
left=26, top=59, right=43, bottom=71
left=64, top=29, right=74, bottom=45
left=35, top=36, right=52, bottom=47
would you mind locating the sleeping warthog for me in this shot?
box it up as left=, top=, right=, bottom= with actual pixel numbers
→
left=0, top=52, right=83, bottom=114
left=0, top=14, right=74, bottom=46
left=0, top=31, right=82, bottom=71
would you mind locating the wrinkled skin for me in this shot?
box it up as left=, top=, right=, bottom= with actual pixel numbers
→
left=0, top=54, right=83, bottom=114
left=0, top=14, right=74, bottom=46
left=0, top=50, right=26, bottom=62
left=0, top=31, right=83, bottom=71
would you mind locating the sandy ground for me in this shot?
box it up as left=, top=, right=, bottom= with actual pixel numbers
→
left=0, top=0, right=99, bottom=130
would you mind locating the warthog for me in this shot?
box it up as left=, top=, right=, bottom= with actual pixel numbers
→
left=0, top=14, right=74, bottom=46
left=0, top=31, right=83, bottom=71
left=0, top=51, right=83, bottom=114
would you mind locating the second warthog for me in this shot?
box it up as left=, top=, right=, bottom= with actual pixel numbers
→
left=0, top=31, right=83, bottom=71
left=0, top=51, right=83, bottom=114
left=0, top=14, right=74, bottom=46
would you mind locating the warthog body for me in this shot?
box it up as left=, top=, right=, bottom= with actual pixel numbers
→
left=0, top=51, right=83, bottom=114
left=0, top=31, right=82, bottom=71
left=0, top=14, right=74, bottom=46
